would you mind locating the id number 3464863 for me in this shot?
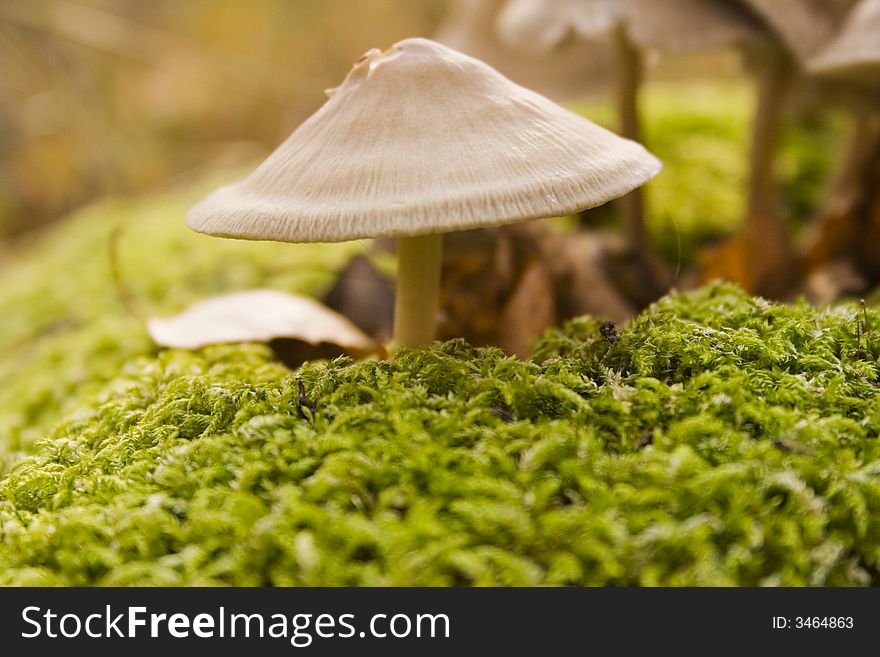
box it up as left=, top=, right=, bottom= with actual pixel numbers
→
left=772, top=616, right=854, bottom=629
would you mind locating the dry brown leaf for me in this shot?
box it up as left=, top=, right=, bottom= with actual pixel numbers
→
left=862, top=197, right=880, bottom=278
left=802, top=206, right=858, bottom=274
left=436, top=223, right=637, bottom=353
left=698, top=233, right=754, bottom=290
left=810, top=150, right=880, bottom=278
left=498, top=259, right=557, bottom=358
left=559, top=232, right=636, bottom=323
left=801, top=116, right=880, bottom=296
left=438, top=229, right=516, bottom=346
left=147, top=289, right=377, bottom=356
left=698, top=218, right=799, bottom=298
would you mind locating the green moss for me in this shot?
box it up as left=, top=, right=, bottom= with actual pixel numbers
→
left=1, top=283, right=879, bottom=586
left=0, top=180, right=360, bottom=465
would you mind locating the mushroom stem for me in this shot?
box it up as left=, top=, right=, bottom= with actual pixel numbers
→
left=614, top=26, right=648, bottom=253
left=733, top=45, right=798, bottom=297
left=611, top=25, right=670, bottom=302
left=615, top=26, right=643, bottom=144
left=746, top=47, right=791, bottom=226
left=393, top=233, right=443, bottom=348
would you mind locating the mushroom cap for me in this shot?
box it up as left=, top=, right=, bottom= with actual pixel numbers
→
left=498, top=0, right=763, bottom=54
left=186, top=38, right=661, bottom=244
left=809, top=0, right=880, bottom=81
left=741, top=0, right=858, bottom=63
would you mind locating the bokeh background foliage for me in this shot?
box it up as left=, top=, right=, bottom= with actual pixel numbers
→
left=0, top=0, right=447, bottom=236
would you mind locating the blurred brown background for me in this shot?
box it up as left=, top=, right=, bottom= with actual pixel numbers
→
left=0, top=0, right=452, bottom=238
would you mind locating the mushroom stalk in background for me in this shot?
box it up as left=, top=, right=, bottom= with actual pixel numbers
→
left=697, top=0, right=856, bottom=296
left=732, top=42, right=799, bottom=297
left=746, top=45, right=792, bottom=223
left=613, top=24, right=650, bottom=271
left=186, top=38, right=661, bottom=349
left=809, top=0, right=880, bottom=213
left=698, top=39, right=798, bottom=297
left=614, top=25, right=642, bottom=144
left=435, top=0, right=615, bottom=102
left=820, top=109, right=880, bottom=215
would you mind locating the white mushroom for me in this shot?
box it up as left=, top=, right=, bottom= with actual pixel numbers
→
left=187, top=38, right=661, bottom=347
left=743, top=0, right=858, bottom=64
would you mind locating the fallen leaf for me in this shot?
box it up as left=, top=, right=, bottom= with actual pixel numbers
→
left=557, top=231, right=636, bottom=323
left=147, top=290, right=377, bottom=357
left=437, top=223, right=637, bottom=351
left=600, top=235, right=672, bottom=307
left=498, top=258, right=557, bottom=358
left=802, top=206, right=859, bottom=274
left=804, top=116, right=880, bottom=284
left=698, top=217, right=799, bottom=298
left=438, top=229, right=516, bottom=346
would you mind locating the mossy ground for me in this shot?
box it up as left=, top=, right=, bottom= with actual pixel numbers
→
left=0, top=82, right=841, bottom=469
left=0, top=82, right=863, bottom=585
left=2, top=284, right=880, bottom=585
left=0, top=181, right=361, bottom=468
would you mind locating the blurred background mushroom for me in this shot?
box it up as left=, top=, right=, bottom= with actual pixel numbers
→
left=741, top=0, right=857, bottom=64
left=0, top=0, right=449, bottom=238
left=809, top=0, right=880, bottom=84
left=699, top=0, right=859, bottom=297
left=435, top=0, right=614, bottom=100
left=496, top=0, right=762, bottom=304
left=803, top=0, right=880, bottom=295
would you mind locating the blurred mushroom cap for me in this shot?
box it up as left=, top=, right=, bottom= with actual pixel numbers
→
left=742, top=0, right=858, bottom=62
left=186, top=38, right=660, bottom=243
left=436, top=0, right=614, bottom=100
left=498, top=0, right=620, bottom=51
left=498, top=0, right=763, bottom=54
left=809, top=0, right=880, bottom=82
